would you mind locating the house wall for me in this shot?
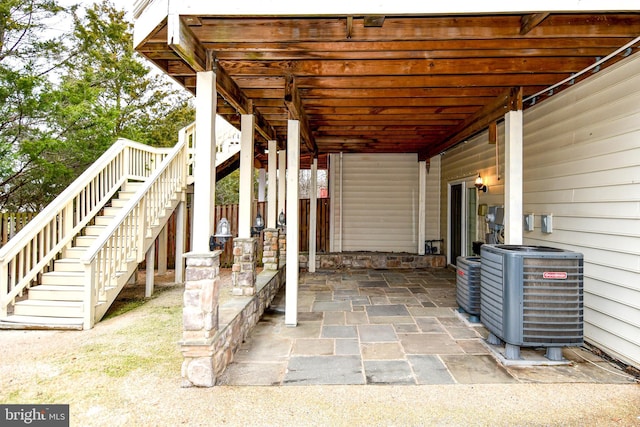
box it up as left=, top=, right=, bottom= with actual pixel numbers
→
left=329, top=153, right=419, bottom=252
left=439, top=53, right=640, bottom=369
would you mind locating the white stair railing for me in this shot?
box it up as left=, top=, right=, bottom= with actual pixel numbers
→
left=81, top=125, right=194, bottom=328
left=0, top=139, right=170, bottom=318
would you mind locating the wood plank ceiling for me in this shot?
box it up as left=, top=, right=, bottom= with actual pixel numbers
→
left=135, top=13, right=640, bottom=168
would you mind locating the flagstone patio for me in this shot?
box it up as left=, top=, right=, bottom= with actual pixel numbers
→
left=218, top=268, right=636, bottom=386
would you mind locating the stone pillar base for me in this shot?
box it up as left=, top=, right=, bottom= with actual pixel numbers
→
left=262, top=228, right=280, bottom=270
left=180, top=339, right=216, bottom=387
left=278, top=230, right=286, bottom=263
left=232, top=237, right=257, bottom=296
left=180, top=251, right=221, bottom=387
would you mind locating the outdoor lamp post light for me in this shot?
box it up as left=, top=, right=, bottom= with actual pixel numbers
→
left=251, top=212, right=265, bottom=236
left=209, top=218, right=232, bottom=250
left=475, top=174, right=488, bottom=193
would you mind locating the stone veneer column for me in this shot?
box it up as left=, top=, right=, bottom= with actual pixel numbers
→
left=262, top=228, right=280, bottom=270
left=278, top=230, right=286, bottom=263
left=180, top=251, right=221, bottom=388
left=232, top=237, right=257, bottom=295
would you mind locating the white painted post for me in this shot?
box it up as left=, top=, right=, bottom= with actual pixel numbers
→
left=145, top=243, right=155, bottom=297
left=267, top=140, right=278, bottom=228
left=191, top=71, right=217, bottom=252
left=158, top=225, right=168, bottom=275
left=174, top=199, right=186, bottom=283
left=505, top=110, right=523, bottom=245
left=285, top=120, right=300, bottom=327
left=278, top=149, right=286, bottom=222
left=418, top=160, right=427, bottom=255
left=258, top=168, right=266, bottom=202
left=309, top=158, right=317, bottom=272
left=238, top=114, right=255, bottom=239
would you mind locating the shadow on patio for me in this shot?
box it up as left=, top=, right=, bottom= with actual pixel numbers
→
left=219, top=268, right=637, bottom=386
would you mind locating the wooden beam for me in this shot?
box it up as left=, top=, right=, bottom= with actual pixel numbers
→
left=212, top=58, right=276, bottom=141
left=284, top=75, right=318, bottom=155
left=425, top=87, right=522, bottom=158
left=520, top=13, right=550, bottom=35
left=167, top=15, right=207, bottom=72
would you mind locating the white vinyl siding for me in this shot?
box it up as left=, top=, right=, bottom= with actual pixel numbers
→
left=439, top=53, right=640, bottom=369
left=521, top=54, right=640, bottom=369
left=331, top=153, right=419, bottom=252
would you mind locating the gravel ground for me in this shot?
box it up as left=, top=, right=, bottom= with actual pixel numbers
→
left=1, top=271, right=639, bottom=426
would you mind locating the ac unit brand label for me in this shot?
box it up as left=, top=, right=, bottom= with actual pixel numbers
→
left=457, top=270, right=464, bottom=276
left=543, top=271, right=568, bottom=279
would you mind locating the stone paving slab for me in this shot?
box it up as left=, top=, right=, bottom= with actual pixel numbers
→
left=364, top=360, right=415, bottom=384
left=284, top=356, right=365, bottom=385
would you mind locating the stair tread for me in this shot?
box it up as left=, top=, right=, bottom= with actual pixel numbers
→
left=31, top=284, right=83, bottom=290
left=0, top=315, right=83, bottom=330
left=43, top=271, right=84, bottom=277
left=16, top=300, right=83, bottom=307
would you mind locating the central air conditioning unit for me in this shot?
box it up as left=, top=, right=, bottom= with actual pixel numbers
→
left=480, top=245, right=584, bottom=361
left=456, top=256, right=482, bottom=323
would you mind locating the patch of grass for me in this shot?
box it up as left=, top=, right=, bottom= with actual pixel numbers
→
left=103, top=298, right=147, bottom=319
left=103, top=283, right=178, bottom=320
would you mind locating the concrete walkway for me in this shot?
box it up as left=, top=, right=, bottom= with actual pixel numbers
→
left=220, top=268, right=636, bottom=387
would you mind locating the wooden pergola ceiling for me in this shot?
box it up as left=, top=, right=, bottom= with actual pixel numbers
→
left=136, top=13, right=640, bottom=167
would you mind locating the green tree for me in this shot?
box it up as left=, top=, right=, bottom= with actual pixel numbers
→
left=0, top=0, right=67, bottom=210
left=0, top=0, right=194, bottom=211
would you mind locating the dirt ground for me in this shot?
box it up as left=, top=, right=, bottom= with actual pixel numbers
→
left=1, top=270, right=639, bottom=426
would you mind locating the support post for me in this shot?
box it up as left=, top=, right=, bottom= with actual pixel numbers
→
left=309, top=158, right=318, bottom=272
left=191, top=71, right=217, bottom=252
left=238, top=114, right=255, bottom=239
left=505, top=110, right=523, bottom=245
left=418, top=160, right=427, bottom=255
left=258, top=168, right=266, bottom=202
left=158, top=225, right=168, bottom=275
left=278, top=149, right=286, bottom=221
left=267, top=140, right=278, bottom=229
left=285, top=121, right=300, bottom=326
left=175, top=199, right=186, bottom=283
left=145, top=243, right=155, bottom=297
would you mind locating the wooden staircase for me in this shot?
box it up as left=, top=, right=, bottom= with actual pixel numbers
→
left=1, top=129, right=192, bottom=330
left=0, top=182, right=144, bottom=330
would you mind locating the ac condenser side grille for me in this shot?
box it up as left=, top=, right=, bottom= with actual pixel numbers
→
left=456, top=257, right=482, bottom=317
left=479, top=249, right=505, bottom=338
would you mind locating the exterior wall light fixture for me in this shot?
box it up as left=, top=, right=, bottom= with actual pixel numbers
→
left=209, top=218, right=232, bottom=250
left=251, top=212, right=265, bottom=236
left=475, top=174, right=488, bottom=193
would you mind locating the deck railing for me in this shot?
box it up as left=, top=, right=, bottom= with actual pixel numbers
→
left=0, top=138, right=174, bottom=319
left=81, top=126, right=192, bottom=327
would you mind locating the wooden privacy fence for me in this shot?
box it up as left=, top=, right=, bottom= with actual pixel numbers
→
left=150, top=198, right=331, bottom=268
left=1, top=213, right=37, bottom=247
left=3, top=199, right=331, bottom=268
